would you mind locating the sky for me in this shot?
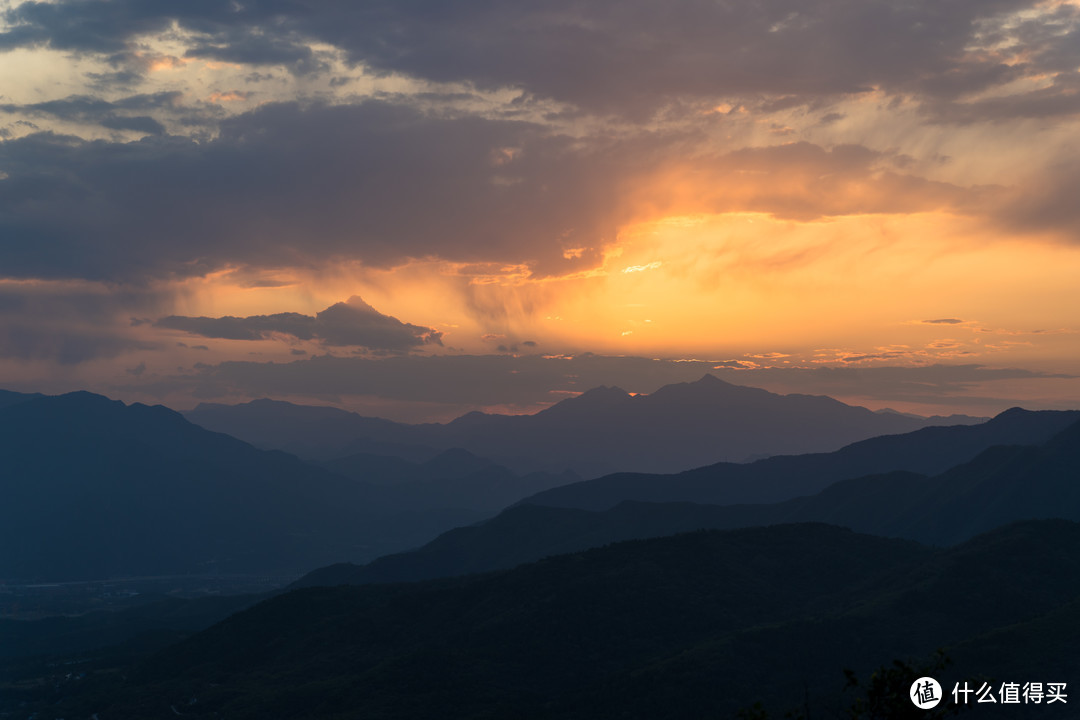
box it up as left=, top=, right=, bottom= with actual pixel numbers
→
left=1, top=0, right=1080, bottom=422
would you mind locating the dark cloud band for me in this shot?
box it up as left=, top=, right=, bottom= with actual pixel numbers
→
left=2, top=0, right=1076, bottom=118
left=0, top=100, right=987, bottom=285
left=155, top=296, right=442, bottom=352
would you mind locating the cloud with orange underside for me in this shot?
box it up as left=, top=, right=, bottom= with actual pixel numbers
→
left=206, top=91, right=252, bottom=103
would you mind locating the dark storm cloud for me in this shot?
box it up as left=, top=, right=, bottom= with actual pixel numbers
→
left=97, top=114, right=165, bottom=135
left=0, top=100, right=633, bottom=282
left=0, top=323, right=152, bottom=364
left=994, top=160, right=1080, bottom=243
left=0, top=99, right=985, bottom=285
left=989, top=2, right=1080, bottom=75
left=0, top=282, right=163, bottom=364
left=85, top=69, right=144, bottom=90
left=0, top=92, right=183, bottom=135
left=156, top=296, right=442, bottom=352
left=314, top=297, right=443, bottom=348
left=304, top=0, right=1046, bottom=115
left=922, top=72, right=1080, bottom=125
left=184, top=30, right=328, bottom=76
left=156, top=312, right=313, bottom=342
left=0, top=0, right=171, bottom=54
left=2, top=0, right=1075, bottom=118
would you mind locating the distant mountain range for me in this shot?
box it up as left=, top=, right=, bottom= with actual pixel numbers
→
left=0, top=389, right=43, bottom=410
left=32, top=520, right=1080, bottom=719
left=4, top=381, right=1079, bottom=719
left=0, top=384, right=1055, bottom=582
left=523, top=405, right=1080, bottom=509
left=294, top=409, right=1080, bottom=587
left=186, top=374, right=986, bottom=477
left=185, top=398, right=433, bottom=463
left=0, top=391, right=569, bottom=580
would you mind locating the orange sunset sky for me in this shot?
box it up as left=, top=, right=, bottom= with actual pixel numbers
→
left=1, top=0, right=1079, bottom=420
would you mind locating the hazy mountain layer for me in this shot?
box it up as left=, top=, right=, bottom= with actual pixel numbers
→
left=297, top=414, right=1080, bottom=587
left=0, top=392, right=483, bottom=579
left=186, top=374, right=985, bottom=477
left=185, top=398, right=433, bottom=463
left=523, top=406, right=1080, bottom=510
left=0, top=390, right=589, bottom=580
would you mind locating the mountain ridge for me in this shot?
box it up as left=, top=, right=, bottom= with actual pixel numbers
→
left=184, top=374, right=987, bottom=477
left=0, top=392, right=497, bottom=580
left=295, top=413, right=1080, bottom=588
left=521, top=405, right=1080, bottom=510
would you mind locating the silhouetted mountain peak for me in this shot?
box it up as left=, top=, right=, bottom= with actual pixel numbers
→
left=2, top=393, right=244, bottom=458
left=576, top=384, right=631, bottom=401
left=538, top=385, right=633, bottom=417
left=992, top=407, right=1032, bottom=421
left=194, top=397, right=356, bottom=420
left=0, top=392, right=483, bottom=579
left=981, top=407, right=1080, bottom=441
left=57, top=389, right=123, bottom=406
left=0, top=388, right=43, bottom=410
left=8, top=391, right=136, bottom=427
left=188, top=375, right=990, bottom=478
left=645, top=373, right=769, bottom=405
left=446, top=410, right=494, bottom=427
left=245, top=398, right=295, bottom=409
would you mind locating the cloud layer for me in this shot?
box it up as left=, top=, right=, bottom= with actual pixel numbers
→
left=1, top=0, right=1077, bottom=289
left=123, top=352, right=1075, bottom=420
left=0, top=100, right=995, bottom=286
left=4, top=0, right=1079, bottom=118
left=156, top=296, right=442, bottom=352
left=1, top=0, right=1078, bottom=416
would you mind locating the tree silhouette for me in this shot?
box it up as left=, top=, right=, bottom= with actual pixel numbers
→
left=739, top=651, right=971, bottom=720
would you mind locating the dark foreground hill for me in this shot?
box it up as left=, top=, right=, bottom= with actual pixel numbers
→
left=187, top=374, right=984, bottom=477
left=296, top=413, right=1080, bottom=588
left=30, top=520, right=1080, bottom=719
left=0, top=592, right=265, bottom=661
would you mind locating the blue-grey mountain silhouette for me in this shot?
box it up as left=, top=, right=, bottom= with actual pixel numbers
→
left=0, top=392, right=560, bottom=580
left=523, top=406, right=1079, bottom=510
left=295, top=411, right=1080, bottom=588
left=186, top=374, right=985, bottom=477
